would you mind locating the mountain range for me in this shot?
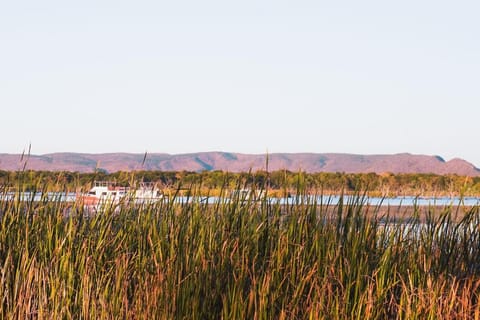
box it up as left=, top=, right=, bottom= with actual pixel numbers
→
left=0, top=152, right=479, bottom=176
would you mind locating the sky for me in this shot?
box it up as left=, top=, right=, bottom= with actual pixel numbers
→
left=1, top=1, right=479, bottom=167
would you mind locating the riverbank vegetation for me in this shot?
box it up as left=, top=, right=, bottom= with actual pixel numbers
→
left=1, top=169, right=480, bottom=197
left=0, top=175, right=480, bottom=318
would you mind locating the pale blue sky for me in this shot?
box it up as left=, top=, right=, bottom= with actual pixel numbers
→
left=1, top=1, right=479, bottom=166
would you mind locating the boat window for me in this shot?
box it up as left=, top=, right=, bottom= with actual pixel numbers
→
left=102, top=192, right=107, bottom=196
left=88, top=191, right=95, bottom=195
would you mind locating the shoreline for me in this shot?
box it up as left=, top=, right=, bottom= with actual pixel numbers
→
left=324, top=204, right=479, bottom=222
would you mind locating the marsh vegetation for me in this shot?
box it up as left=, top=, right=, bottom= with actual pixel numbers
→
left=0, top=172, right=480, bottom=319
left=2, top=169, right=480, bottom=197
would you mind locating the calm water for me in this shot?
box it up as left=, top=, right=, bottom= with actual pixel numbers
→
left=1, top=192, right=479, bottom=207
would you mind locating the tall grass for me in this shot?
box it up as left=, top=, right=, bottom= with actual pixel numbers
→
left=0, top=177, right=480, bottom=319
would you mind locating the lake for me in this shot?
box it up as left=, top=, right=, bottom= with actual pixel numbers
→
left=1, top=192, right=479, bottom=207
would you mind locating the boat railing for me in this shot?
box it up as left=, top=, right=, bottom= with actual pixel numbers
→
left=93, top=181, right=117, bottom=187
left=93, top=180, right=160, bottom=190
left=136, top=181, right=160, bottom=190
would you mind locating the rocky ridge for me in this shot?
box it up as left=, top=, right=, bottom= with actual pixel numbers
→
left=0, top=152, right=479, bottom=176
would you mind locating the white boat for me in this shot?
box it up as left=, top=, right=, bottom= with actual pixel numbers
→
left=78, top=181, right=163, bottom=206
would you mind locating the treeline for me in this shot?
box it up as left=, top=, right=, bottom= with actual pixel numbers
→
left=2, top=170, right=480, bottom=196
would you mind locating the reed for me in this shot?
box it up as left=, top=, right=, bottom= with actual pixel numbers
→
left=0, top=175, right=479, bottom=319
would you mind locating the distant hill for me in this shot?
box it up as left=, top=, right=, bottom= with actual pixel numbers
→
left=0, top=152, right=479, bottom=176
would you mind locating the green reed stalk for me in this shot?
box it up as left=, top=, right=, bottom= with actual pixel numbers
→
left=0, top=174, right=479, bottom=318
